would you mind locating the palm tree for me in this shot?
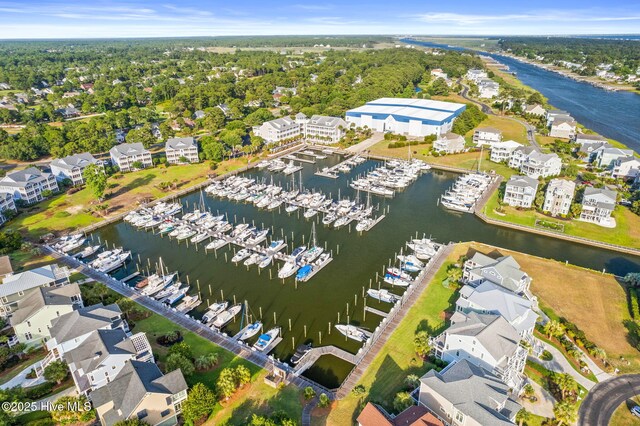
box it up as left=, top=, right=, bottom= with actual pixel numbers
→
left=516, top=408, right=530, bottom=426
left=553, top=401, right=577, bottom=426
left=554, top=373, right=578, bottom=400
left=543, top=320, right=563, bottom=339
left=414, top=331, right=431, bottom=358
left=592, top=347, right=607, bottom=362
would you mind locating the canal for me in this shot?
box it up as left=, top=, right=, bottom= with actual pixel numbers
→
left=91, top=155, right=640, bottom=388
left=402, top=39, right=640, bottom=154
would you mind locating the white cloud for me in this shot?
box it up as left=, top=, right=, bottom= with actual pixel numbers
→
left=413, top=10, right=640, bottom=25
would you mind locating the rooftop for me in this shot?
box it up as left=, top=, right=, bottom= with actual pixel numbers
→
left=50, top=153, right=98, bottom=171
left=48, top=303, right=123, bottom=345
left=10, top=283, right=80, bottom=325
left=0, top=265, right=66, bottom=298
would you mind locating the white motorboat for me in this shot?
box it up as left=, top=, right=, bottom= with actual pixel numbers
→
left=232, top=249, right=252, bottom=263
left=258, top=255, right=273, bottom=269
left=355, top=218, right=372, bottom=232
left=74, top=244, right=101, bottom=259
left=335, top=324, right=371, bottom=342
left=140, top=273, right=176, bottom=296
left=383, top=273, right=411, bottom=287
left=176, top=229, right=197, bottom=241
left=205, top=239, right=227, bottom=250
left=285, top=204, right=299, bottom=213
left=202, top=301, right=229, bottom=324
left=191, top=232, right=210, bottom=244
left=278, top=261, right=299, bottom=279
left=243, top=253, right=262, bottom=266
left=239, top=321, right=262, bottom=340
left=212, top=304, right=242, bottom=328
left=303, top=209, right=318, bottom=219
left=333, top=216, right=350, bottom=228
left=386, top=267, right=412, bottom=281
left=97, top=251, right=131, bottom=273
left=154, top=282, right=182, bottom=300
left=176, top=294, right=201, bottom=313
left=162, top=286, right=189, bottom=305
left=253, top=327, right=281, bottom=352
left=300, top=246, right=323, bottom=264
left=367, top=289, right=400, bottom=304
left=398, top=255, right=424, bottom=268
left=322, top=213, right=337, bottom=225
left=266, top=239, right=286, bottom=253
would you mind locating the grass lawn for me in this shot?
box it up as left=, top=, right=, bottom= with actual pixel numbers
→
left=610, top=397, right=640, bottom=426
left=466, top=115, right=529, bottom=144
left=534, top=330, right=597, bottom=382
left=8, top=249, right=56, bottom=272
left=8, top=158, right=247, bottom=239
left=483, top=190, right=640, bottom=249
left=315, top=244, right=467, bottom=426
left=0, top=351, right=46, bottom=386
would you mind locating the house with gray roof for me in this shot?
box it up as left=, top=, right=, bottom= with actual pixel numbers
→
left=523, top=104, right=546, bottom=117
left=503, top=175, right=538, bottom=208
left=0, top=167, right=59, bottom=204
left=462, top=252, right=531, bottom=294
left=433, top=133, right=465, bottom=154
left=546, top=109, right=572, bottom=126
left=579, top=187, right=617, bottom=227
left=575, top=133, right=608, bottom=145
left=298, top=114, right=348, bottom=144
left=549, top=118, right=576, bottom=139
left=578, top=141, right=611, bottom=163
left=50, top=153, right=103, bottom=186
left=594, top=147, right=635, bottom=168
left=507, top=146, right=535, bottom=170
left=64, top=328, right=153, bottom=395
left=419, top=360, right=521, bottom=426
left=91, top=360, right=187, bottom=426
left=542, top=178, right=576, bottom=217
left=612, top=157, right=640, bottom=180
left=0, top=264, right=69, bottom=317
left=165, top=137, right=199, bottom=164
left=518, top=151, right=562, bottom=179
left=253, top=116, right=301, bottom=143
left=110, top=142, right=152, bottom=172
left=9, top=283, right=82, bottom=347
left=473, top=127, right=502, bottom=146
left=430, top=312, right=527, bottom=391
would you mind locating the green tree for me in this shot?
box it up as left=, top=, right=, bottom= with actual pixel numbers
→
left=543, top=320, right=564, bottom=339
left=216, top=367, right=238, bottom=399
left=624, top=273, right=640, bottom=288
left=553, top=373, right=578, bottom=400
left=235, top=365, right=251, bottom=387
left=43, top=360, right=68, bottom=385
left=304, top=386, right=316, bottom=400
left=168, top=341, right=193, bottom=360
left=522, top=383, right=535, bottom=399
left=200, top=135, right=226, bottom=162
left=446, top=264, right=462, bottom=283
left=195, top=353, right=218, bottom=371
left=181, top=383, right=217, bottom=424
left=318, top=393, right=330, bottom=408
left=413, top=331, right=431, bottom=358
left=516, top=408, right=531, bottom=426
left=393, top=391, right=413, bottom=413
left=404, top=374, right=420, bottom=389
left=165, top=353, right=195, bottom=376
left=50, top=396, right=94, bottom=425
left=553, top=401, right=577, bottom=426
left=83, top=163, right=107, bottom=200
left=428, top=78, right=450, bottom=96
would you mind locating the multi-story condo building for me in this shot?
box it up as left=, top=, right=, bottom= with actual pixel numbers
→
left=165, top=137, right=199, bottom=164
left=490, top=140, right=522, bottom=163
left=50, top=153, right=103, bottom=186
left=478, top=79, right=499, bottom=98
left=253, top=116, right=301, bottom=143
left=462, top=252, right=532, bottom=294
left=542, top=178, right=576, bottom=217
left=518, top=151, right=562, bottom=179
left=466, top=69, right=488, bottom=84
left=109, top=143, right=152, bottom=172
left=0, top=191, right=16, bottom=224
left=579, top=187, right=617, bottom=227
left=298, top=113, right=348, bottom=144
left=472, top=127, right=502, bottom=146
left=0, top=167, right=59, bottom=204
left=503, top=175, right=538, bottom=208
left=594, top=147, right=635, bottom=168
left=549, top=118, right=577, bottom=139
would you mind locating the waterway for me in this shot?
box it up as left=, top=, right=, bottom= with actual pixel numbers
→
left=91, top=155, right=640, bottom=388
left=402, top=39, right=640, bottom=153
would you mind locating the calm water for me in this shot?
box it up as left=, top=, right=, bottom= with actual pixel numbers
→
left=91, top=155, right=640, bottom=387
left=403, top=39, right=640, bottom=153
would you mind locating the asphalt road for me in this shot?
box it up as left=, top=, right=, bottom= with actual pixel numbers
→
left=579, top=374, right=640, bottom=425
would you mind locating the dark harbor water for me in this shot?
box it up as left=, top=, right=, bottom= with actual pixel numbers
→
left=91, top=155, right=640, bottom=388
left=402, top=39, right=640, bottom=154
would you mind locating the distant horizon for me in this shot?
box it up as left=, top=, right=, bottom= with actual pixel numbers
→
left=0, top=0, right=639, bottom=39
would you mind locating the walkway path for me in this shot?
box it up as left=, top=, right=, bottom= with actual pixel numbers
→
left=302, top=397, right=318, bottom=426
left=520, top=381, right=555, bottom=419
left=576, top=346, right=613, bottom=382
left=0, top=360, right=46, bottom=390
left=345, top=132, right=384, bottom=153
left=528, top=338, right=596, bottom=390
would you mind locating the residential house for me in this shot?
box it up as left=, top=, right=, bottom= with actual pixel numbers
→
left=298, top=114, right=348, bottom=144
left=523, top=104, right=546, bottom=116
left=575, top=133, right=608, bottom=145
left=0, top=167, right=59, bottom=204
left=549, top=118, right=577, bottom=139
left=507, top=146, right=536, bottom=169
left=110, top=143, right=152, bottom=172
left=253, top=116, right=301, bottom=144
left=57, top=105, right=80, bottom=118
left=433, top=133, right=465, bottom=154
left=519, top=151, right=562, bottom=179
left=0, top=192, right=16, bottom=224
left=50, top=153, right=103, bottom=186
left=431, top=68, right=448, bottom=80
left=466, top=69, right=488, bottom=84
left=91, top=360, right=188, bottom=426
left=490, top=140, right=522, bottom=163
left=64, top=328, right=154, bottom=395
left=193, top=110, right=205, bottom=120
left=546, top=110, right=572, bottom=126
left=503, top=175, right=538, bottom=208
left=594, top=147, right=634, bottom=168
left=357, top=403, right=444, bottom=426
left=217, top=103, right=231, bottom=116
left=456, top=282, right=537, bottom=341
left=430, top=312, right=527, bottom=390
left=9, top=284, right=82, bottom=347
left=580, top=187, right=617, bottom=227
left=0, top=264, right=70, bottom=317
left=542, top=179, right=576, bottom=217
left=612, top=157, right=640, bottom=180
left=418, top=360, right=521, bottom=426
left=578, top=142, right=610, bottom=163
left=462, top=252, right=531, bottom=294
left=478, top=79, right=499, bottom=99
left=165, top=137, right=199, bottom=164
left=473, top=127, right=502, bottom=146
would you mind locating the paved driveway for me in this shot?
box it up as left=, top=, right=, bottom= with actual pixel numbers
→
left=345, top=132, right=384, bottom=153
left=579, top=375, right=640, bottom=426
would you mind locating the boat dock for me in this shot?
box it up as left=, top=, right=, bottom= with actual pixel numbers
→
left=284, top=154, right=315, bottom=164
left=121, top=271, right=141, bottom=282
left=314, top=154, right=363, bottom=179
left=361, top=214, right=385, bottom=232
left=296, top=255, right=333, bottom=283
left=364, top=306, right=389, bottom=318
left=293, top=344, right=359, bottom=375
left=261, top=336, right=283, bottom=354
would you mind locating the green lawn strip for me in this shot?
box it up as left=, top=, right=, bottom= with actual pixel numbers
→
left=525, top=361, right=587, bottom=408
left=534, top=330, right=598, bottom=382
left=0, top=352, right=46, bottom=386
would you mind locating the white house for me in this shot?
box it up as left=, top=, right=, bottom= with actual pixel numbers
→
left=519, top=151, right=562, bottom=179
left=431, top=68, right=448, bottom=80
left=575, top=133, right=608, bottom=145
left=430, top=312, right=527, bottom=391
left=578, top=142, right=611, bottom=163
left=50, top=153, right=102, bottom=186
left=165, top=137, right=199, bottom=164
left=473, top=127, right=502, bottom=146
left=0, top=192, right=16, bottom=224
left=253, top=116, right=301, bottom=144
left=110, top=143, right=152, bottom=172
left=433, top=133, right=465, bottom=154
left=0, top=264, right=70, bottom=317
left=579, top=187, right=617, bottom=227
left=462, top=252, right=531, bottom=294
left=478, top=79, right=499, bottom=99
left=490, top=140, right=522, bottom=163
left=9, top=284, right=82, bottom=347
left=466, top=69, right=488, bottom=84
left=612, top=157, right=640, bottom=180
left=549, top=118, right=577, bottom=139
left=594, top=147, right=635, bottom=168
left=523, top=104, right=546, bottom=116
left=546, top=110, right=572, bottom=126
left=297, top=114, right=348, bottom=144
left=503, top=175, right=539, bottom=208
left=0, top=168, right=59, bottom=204
left=542, top=179, right=576, bottom=217
left=419, top=360, right=521, bottom=426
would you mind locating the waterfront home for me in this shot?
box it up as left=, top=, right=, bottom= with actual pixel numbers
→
left=9, top=283, right=82, bottom=347
left=503, top=175, right=538, bottom=208
left=578, top=142, right=611, bottom=163
left=466, top=69, right=488, bottom=84
left=462, top=252, right=531, bottom=294
left=579, top=187, right=617, bottom=227
left=473, top=127, right=502, bottom=146
left=418, top=360, right=522, bottom=426
left=478, top=79, right=499, bottom=99
left=507, top=146, right=535, bottom=169
left=523, top=104, right=546, bottom=116
left=575, top=133, right=608, bottom=145
left=431, top=68, right=448, bottom=80
left=357, top=403, right=444, bottom=426
left=64, top=328, right=154, bottom=395
left=456, top=282, right=537, bottom=341
left=297, top=113, right=348, bottom=144
left=0, top=192, right=16, bottom=224
left=433, top=133, right=465, bottom=154
left=549, top=118, right=577, bottom=139
left=253, top=116, right=301, bottom=143
left=519, top=151, right=562, bottom=179
left=0, top=264, right=70, bottom=317
left=594, top=147, right=634, bottom=168
left=50, top=153, right=103, bottom=186
left=542, top=178, right=576, bottom=217
left=612, top=157, right=640, bottom=180
left=110, top=142, right=152, bottom=172
left=546, top=109, right=572, bottom=126
left=490, top=140, right=522, bottom=163
left=165, top=137, right=199, bottom=164
left=0, top=167, right=59, bottom=204
left=91, top=360, right=187, bottom=426
left=430, top=312, right=527, bottom=391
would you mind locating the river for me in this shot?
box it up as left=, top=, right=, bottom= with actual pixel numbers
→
left=402, top=39, right=640, bottom=153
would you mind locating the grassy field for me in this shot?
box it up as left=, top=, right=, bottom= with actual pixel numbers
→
left=483, top=190, right=640, bottom=249
left=8, top=159, right=247, bottom=239
left=464, top=115, right=529, bottom=144
left=610, top=397, right=640, bottom=426
left=315, top=244, right=466, bottom=425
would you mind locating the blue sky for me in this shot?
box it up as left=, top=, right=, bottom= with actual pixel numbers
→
left=0, top=0, right=639, bottom=39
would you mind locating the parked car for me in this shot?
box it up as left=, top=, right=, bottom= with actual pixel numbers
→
left=631, top=405, right=640, bottom=418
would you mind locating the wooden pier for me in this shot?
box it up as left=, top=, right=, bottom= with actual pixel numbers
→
left=296, top=256, right=333, bottom=283
left=284, top=154, right=315, bottom=164
left=121, top=271, right=141, bottom=282
left=293, top=345, right=359, bottom=375
left=364, top=306, right=389, bottom=318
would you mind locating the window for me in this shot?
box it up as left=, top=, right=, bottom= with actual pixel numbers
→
left=25, top=332, right=32, bottom=340
left=161, top=409, right=171, bottom=417
left=137, top=410, right=147, bottom=420
left=455, top=411, right=465, bottom=423
left=27, top=321, right=31, bottom=327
